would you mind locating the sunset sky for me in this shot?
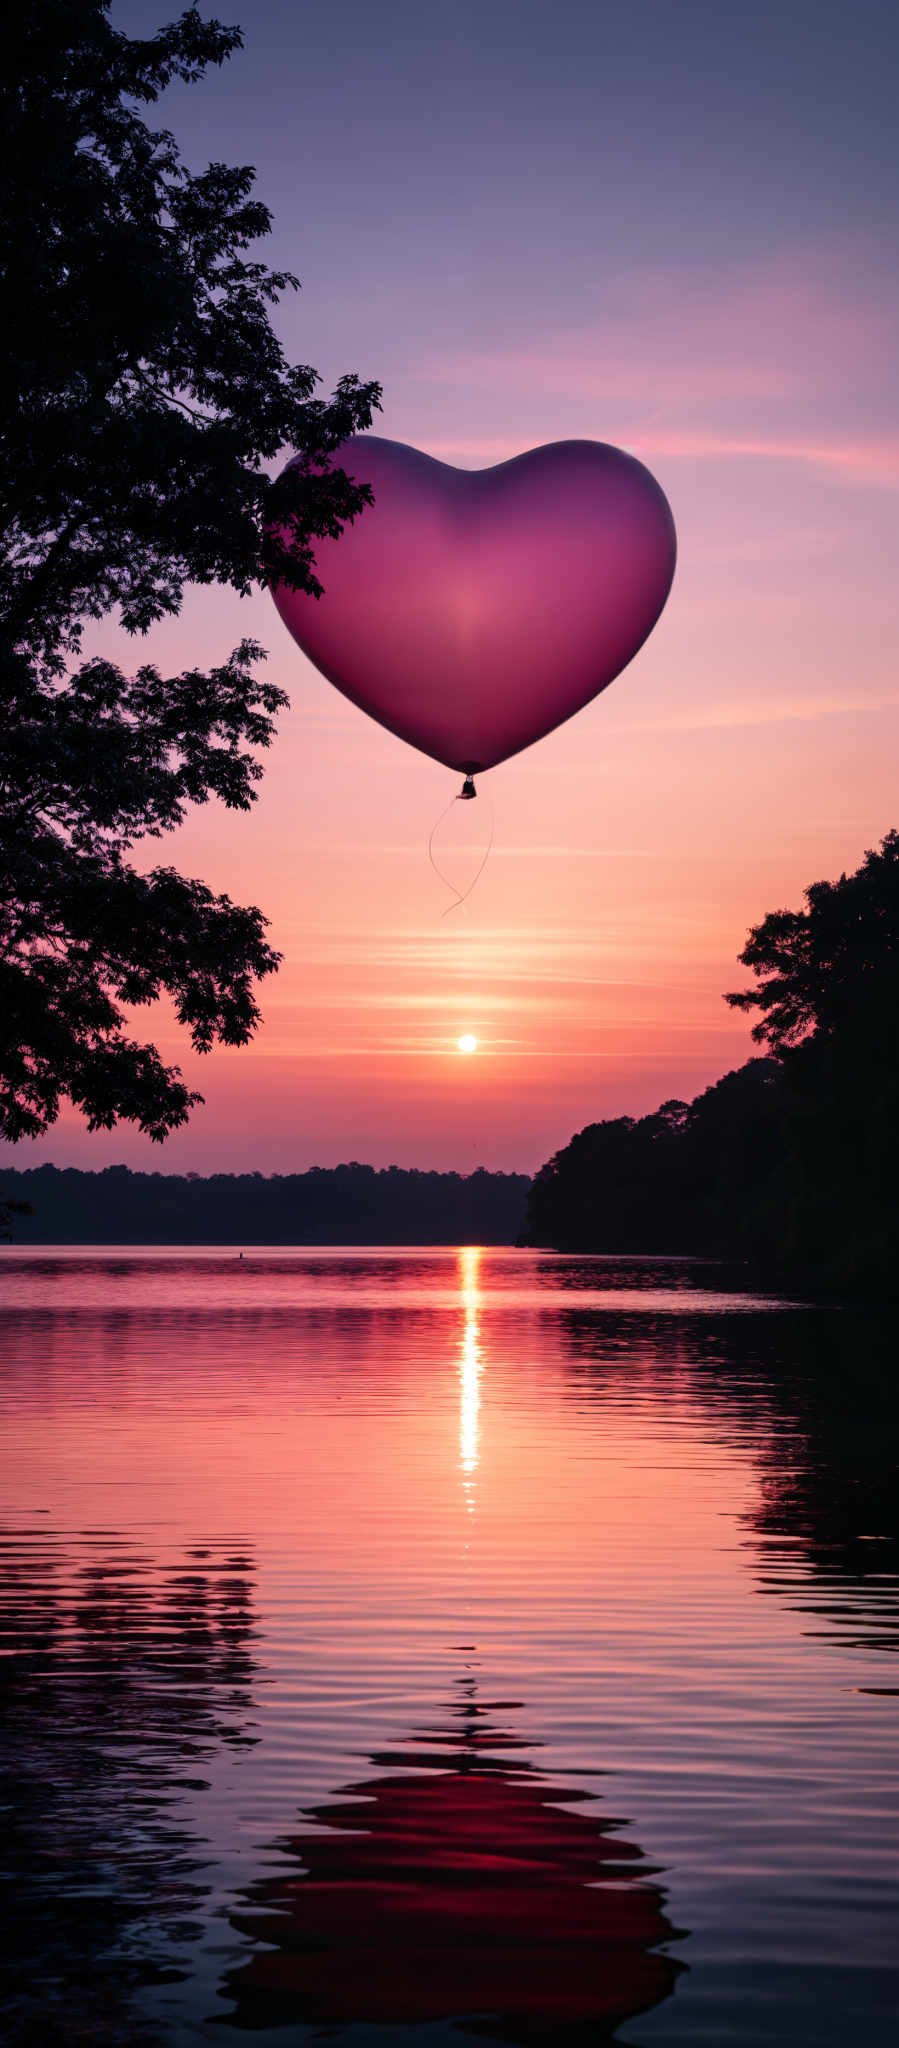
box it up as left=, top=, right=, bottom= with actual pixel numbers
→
left=9, top=0, right=899, bottom=1176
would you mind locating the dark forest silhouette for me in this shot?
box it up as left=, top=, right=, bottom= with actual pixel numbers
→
left=0, top=1161, right=531, bottom=1245
left=524, top=831, right=899, bottom=1295
left=523, top=1059, right=783, bottom=1256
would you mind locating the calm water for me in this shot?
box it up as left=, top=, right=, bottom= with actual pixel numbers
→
left=1, top=1248, right=897, bottom=2046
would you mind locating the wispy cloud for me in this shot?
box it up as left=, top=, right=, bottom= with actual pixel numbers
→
left=607, top=694, right=899, bottom=736
left=626, top=429, right=899, bottom=488
left=412, top=248, right=899, bottom=486
left=418, top=247, right=896, bottom=398
left=422, top=428, right=899, bottom=488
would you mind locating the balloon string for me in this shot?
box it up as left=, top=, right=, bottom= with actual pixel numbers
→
left=428, top=793, right=464, bottom=905
left=427, top=785, right=495, bottom=916
left=443, top=786, right=495, bottom=916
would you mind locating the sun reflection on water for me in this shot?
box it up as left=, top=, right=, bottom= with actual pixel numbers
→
left=458, top=1245, right=483, bottom=1506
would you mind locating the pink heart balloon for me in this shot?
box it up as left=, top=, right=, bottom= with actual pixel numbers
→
left=271, top=437, right=676, bottom=776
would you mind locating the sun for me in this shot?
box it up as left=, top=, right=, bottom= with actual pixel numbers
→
left=457, top=1033, right=478, bottom=1054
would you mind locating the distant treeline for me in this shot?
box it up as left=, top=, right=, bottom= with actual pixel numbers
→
left=0, top=1162, right=531, bottom=1246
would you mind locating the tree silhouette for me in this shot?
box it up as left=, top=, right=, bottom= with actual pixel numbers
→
left=725, top=829, right=899, bottom=1288
left=524, top=831, right=899, bottom=1292
left=1, top=0, right=380, bottom=1142
left=0, top=1194, right=31, bottom=1241
left=523, top=1062, right=783, bottom=1257
left=725, top=829, right=899, bottom=1053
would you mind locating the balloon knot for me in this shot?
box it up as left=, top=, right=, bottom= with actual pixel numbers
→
left=460, top=774, right=477, bottom=800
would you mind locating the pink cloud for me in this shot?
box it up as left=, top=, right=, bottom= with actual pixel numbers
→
left=401, top=246, right=899, bottom=490
left=627, top=429, right=899, bottom=487
left=420, top=428, right=899, bottom=486
left=418, top=249, right=896, bottom=403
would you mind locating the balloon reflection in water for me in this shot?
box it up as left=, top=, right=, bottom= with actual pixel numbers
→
left=222, top=1677, right=684, bottom=2040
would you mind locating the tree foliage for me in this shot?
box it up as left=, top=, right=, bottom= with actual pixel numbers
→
left=523, top=1062, right=785, bottom=1258
left=724, top=830, right=899, bottom=1288
left=724, top=829, right=899, bottom=1053
left=1, top=0, right=380, bottom=1142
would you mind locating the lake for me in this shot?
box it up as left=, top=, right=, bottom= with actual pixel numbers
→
left=1, top=1247, right=897, bottom=2045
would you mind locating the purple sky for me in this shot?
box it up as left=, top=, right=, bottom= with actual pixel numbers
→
left=5, top=0, right=899, bottom=1176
